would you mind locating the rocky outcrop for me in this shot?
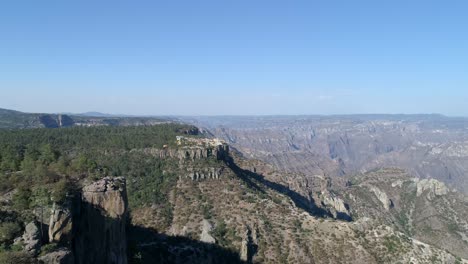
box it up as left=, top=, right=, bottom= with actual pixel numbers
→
left=74, top=177, right=128, bottom=264
left=321, top=192, right=350, bottom=219
left=38, top=248, right=74, bottom=264
left=369, top=185, right=393, bottom=210
left=17, top=221, right=41, bottom=255
left=44, top=177, right=129, bottom=264
left=136, top=144, right=229, bottom=162
left=414, top=178, right=449, bottom=200
left=199, top=219, right=216, bottom=244
left=49, top=203, right=73, bottom=243
left=184, top=167, right=224, bottom=181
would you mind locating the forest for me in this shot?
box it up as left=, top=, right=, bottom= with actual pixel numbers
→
left=0, top=123, right=204, bottom=260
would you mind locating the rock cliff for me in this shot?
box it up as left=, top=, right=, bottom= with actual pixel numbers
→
left=135, top=144, right=229, bottom=162
left=74, top=177, right=128, bottom=264
left=49, top=202, right=73, bottom=244
left=46, top=177, right=129, bottom=264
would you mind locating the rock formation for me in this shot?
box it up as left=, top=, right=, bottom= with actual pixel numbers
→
left=45, top=177, right=129, bottom=264
left=136, top=144, right=229, bottom=162
left=320, top=191, right=350, bottom=219
left=184, top=167, right=224, bottom=181
left=74, top=177, right=128, bottom=264
left=16, top=221, right=41, bottom=255
left=199, top=219, right=216, bottom=244
left=414, top=178, right=449, bottom=200
left=49, top=202, right=73, bottom=243
left=369, top=185, right=393, bottom=210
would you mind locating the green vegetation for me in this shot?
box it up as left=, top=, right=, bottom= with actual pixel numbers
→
left=0, top=124, right=203, bottom=257
left=0, top=222, right=22, bottom=244
left=0, top=251, right=35, bottom=264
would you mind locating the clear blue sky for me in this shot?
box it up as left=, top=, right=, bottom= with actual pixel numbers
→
left=1, top=0, right=467, bottom=116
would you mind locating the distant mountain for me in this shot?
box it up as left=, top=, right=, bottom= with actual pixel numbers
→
left=74, top=111, right=117, bottom=117
left=0, top=107, right=170, bottom=129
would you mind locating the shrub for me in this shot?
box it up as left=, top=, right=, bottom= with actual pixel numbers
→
left=12, top=187, right=32, bottom=211
left=0, top=222, right=22, bottom=244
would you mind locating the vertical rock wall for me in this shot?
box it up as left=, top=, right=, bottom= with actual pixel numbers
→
left=74, top=177, right=128, bottom=264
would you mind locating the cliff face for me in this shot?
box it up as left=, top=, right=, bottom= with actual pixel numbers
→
left=39, top=114, right=75, bottom=128
left=45, top=177, right=129, bottom=264
left=134, top=144, right=229, bottom=161
left=74, top=177, right=128, bottom=264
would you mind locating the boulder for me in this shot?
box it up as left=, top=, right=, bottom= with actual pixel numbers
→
left=21, top=221, right=41, bottom=255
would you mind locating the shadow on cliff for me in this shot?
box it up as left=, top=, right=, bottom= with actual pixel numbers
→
left=127, top=224, right=247, bottom=264
left=224, top=156, right=352, bottom=221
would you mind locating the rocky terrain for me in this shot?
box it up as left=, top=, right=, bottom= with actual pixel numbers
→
left=126, top=147, right=468, bottom=263
left=242, top=155, right=468, bottom=261
left=0, top=117, right=467, bottom=263
left=182, top=115, right=468, bottom=194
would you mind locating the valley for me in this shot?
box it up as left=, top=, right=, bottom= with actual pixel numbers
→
left=0, top=110, right=467, bottom=263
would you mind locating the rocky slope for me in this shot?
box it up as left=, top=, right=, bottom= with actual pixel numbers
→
left=244, top=156, right=468, bottom=261
left=126, top=148, right=468, bottom=263
left=1, top=123, right=467, bottom=263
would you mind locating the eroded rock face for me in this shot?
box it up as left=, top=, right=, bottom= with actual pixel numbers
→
left=135, top=144, right=229, bottom=162
left=414, top=178, right=449, bottom=200
left=184, top=167, right=225, bottom=181
left=74, top=177, right=128, bottom=264
left=321, top=192, right=350, bottom=219
left=49, top=203, right=73, bottom=243
left=369, top=185, right=393, bottom=210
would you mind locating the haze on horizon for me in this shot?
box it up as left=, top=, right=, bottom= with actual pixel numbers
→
left=1, top=0, right=467, bottom=116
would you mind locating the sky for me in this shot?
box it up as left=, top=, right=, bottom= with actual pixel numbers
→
left=1, top=0, right=467, bottom=116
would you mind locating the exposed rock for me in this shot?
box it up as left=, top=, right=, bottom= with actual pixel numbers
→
left=81, top=177, right=127, bottom=218
left=49, top=203, right=73, bottom=243
left=391, top=180, right=404, bottom=188
left=38, top=248, right=74, bottom=264
left=20, top=221, right=41, bottom=255
left=135, top=144, right=229, bottom=162
left=199, top=219, right=216, bottom=244
left=321, top=192, right=350, bottom=219
left=414, top=178, right=449, bottom=200
left=369, top=185, right=392, bottom=210
left=240, top=236, right=249, bottom=262
left=185, top=167, right=224, bottom=181
left=74, top=177, right=128, bottom=264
